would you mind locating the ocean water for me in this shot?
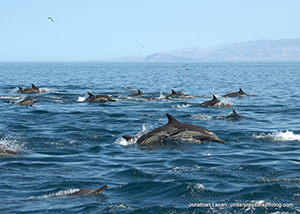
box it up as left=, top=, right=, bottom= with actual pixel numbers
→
left=0, top=61, right=299, bottom=213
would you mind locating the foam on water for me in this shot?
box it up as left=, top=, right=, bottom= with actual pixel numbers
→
left=191, top=113, right=212, bottom=120
left=77, top=96, right=87, bottom=102
left=115, top=123, right=162, bottom=145
left=214, top=98, right=234, bottom=108
left=0, top=135, right=22, bottom=150
left=171, top=104, right=192, bottom=108
left=36, top=189, right=80, bottom=199
left=253, top=130, right=300, bottom=142
left=38, top=88, right=50, bottom=93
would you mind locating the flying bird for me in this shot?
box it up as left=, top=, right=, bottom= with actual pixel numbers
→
left=48, top=17, right=56, bottom=22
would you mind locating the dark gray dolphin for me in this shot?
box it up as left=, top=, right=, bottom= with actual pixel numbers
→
left=212, top=110, right=242, bottom=121
left=212, top=110, right=254, bottom=121
left=166, top=89, right=194, bottom=99
left=13, top=98, right=40, bottom=106
left=128, top=89, right=142, bottom=96
left=199, top=95, right=220, bottom=107
left=122, top=113, right=226, bottom=144
left=67, top=185, right=109, bottom=197
left=223, top=88, right=247, bottom=97
left=84, top=92, right=116, bottom=103
left=16, top=84, right=40, bottom=94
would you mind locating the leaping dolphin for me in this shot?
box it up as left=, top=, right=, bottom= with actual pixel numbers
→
left=223, top=88, right=247, bottom=97
left=166, top=89, right=194, bottom=99
left=122, top=113, right=226, bottom=145
left=84, top=92, right=116, bottom=103
left=66, top=185, right=109, bottom=197
left=199, top=95, right=220, bottom=107
left=16, top=84, right=40, bottom=94
left=12, top=98, right=40, bottom=107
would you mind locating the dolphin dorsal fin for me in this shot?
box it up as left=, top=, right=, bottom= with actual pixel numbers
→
left=166, top=113, right=180, bottom=124
left=18, top=87, right=22, bottom=90
left=171, top=89, right=178, bottom=94
left=232, top=110, right=237, bottom=115
left=87, top=92, right=94, bottom=97
left=31, top=84, right=38, bottom=89
left=137, top=89, right=142, bottom=94
left=212, top=95, right=218, bottom=100
left=239, top=88, right=245, bottom=94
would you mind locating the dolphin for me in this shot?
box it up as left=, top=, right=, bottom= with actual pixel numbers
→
left=212, top=110, right=253, bottom=121
left=66, top=185, right=109, bottom=197
left=84, top=92, right=116, bottom=103
left=212, top=110, right=242, bottom=120
left=199, top=95, right=220, bottom=107
left=128, top=89, right=142, bottom=96
left=122, top=113, right=226, bottom=145
left=13, top=98, right=40, bottom=106
left=16, top=84, right=40, bottom=94
left=166, top=89, right=194, bottom=99
left=223, top=88, right=247, bottom=97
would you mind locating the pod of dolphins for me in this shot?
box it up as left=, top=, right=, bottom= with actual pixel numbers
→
left=5, top=84, right=253, bottom=197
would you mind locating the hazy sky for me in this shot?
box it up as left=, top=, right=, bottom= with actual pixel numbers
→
left=1, top=0, right=300, bottom=61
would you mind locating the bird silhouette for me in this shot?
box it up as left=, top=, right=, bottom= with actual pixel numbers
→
left=48, top=17, right=56, bottom=22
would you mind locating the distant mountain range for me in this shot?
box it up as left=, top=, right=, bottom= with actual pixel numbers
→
left=99, top=38, right=300, bottom=61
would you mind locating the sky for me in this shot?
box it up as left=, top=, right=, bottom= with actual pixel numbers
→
left=1, top=0, right=300, bottom=61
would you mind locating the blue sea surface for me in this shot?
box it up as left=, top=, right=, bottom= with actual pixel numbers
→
left=0, top=62, right=299, bottom=213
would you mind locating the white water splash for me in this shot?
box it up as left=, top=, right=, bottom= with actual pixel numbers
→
left=38, top=88, right=49, bottom=93
left=253, top=130, right=300, bottom=142
left=0, top=135, right=23, bottom=156
left=115, top=137, right=136, bottom=145
left=214, top=98, right=234, bottom=108
left=191, top=113, right=212, bottom=121
left=115, top=123, right=160, bottom=145
left=171, top=104, right=192, bottom=108
left=195, top=183, right=206, bottom=190
left=36, top=189, right=80, bottom=199
left=77, top=96, right=87, bottom=102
